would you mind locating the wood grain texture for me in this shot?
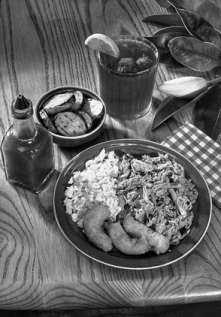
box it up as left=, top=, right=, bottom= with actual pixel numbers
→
left=0, top=0, right=221, bottom=310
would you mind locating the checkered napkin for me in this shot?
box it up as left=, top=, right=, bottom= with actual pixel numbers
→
left=161, top=122, right=221, bottom=208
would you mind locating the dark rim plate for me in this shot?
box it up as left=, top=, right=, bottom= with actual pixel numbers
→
left=53, top=139, right=212, bottom=270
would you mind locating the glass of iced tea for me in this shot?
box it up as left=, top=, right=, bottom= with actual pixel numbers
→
left=97, top=35, right=159, bottom=120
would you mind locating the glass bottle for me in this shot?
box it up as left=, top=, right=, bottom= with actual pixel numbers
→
left=0, top=94, right=55, bottom=193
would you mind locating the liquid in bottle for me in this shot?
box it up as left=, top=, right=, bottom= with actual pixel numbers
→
left=1, top=94, right=55, bottom=193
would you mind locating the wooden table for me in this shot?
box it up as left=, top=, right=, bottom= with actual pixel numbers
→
left=1, top=0, right=221, bottom=310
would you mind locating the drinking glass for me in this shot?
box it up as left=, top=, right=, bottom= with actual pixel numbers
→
left=97, top=35, right=159, bottom=120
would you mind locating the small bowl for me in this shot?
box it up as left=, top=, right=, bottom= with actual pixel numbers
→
left=35, top=86, right=107, bottom=147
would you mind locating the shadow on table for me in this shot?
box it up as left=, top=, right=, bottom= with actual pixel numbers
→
left=1, top=301, right=221, bottom=317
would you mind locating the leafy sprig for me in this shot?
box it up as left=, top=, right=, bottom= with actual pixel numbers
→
left=144, top=0, right=221, bottom=139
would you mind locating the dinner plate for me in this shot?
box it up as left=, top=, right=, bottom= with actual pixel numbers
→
left=53, top=139, right=212, bottom=270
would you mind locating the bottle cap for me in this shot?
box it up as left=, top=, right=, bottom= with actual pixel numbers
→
left=11, top=95, right=33, bottom=119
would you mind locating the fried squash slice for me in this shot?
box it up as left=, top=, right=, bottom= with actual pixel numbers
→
left=54, top=111, right=87, bottom=136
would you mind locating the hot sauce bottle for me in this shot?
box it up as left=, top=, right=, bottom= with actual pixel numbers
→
left=1, top=94, right=55, bottom=193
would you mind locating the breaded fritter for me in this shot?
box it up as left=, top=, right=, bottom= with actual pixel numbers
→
left=123, top=215, right=170, bottom=254
left=107, top=221, right=150, bottom=255
left=83, top=204, right=113, bottom=252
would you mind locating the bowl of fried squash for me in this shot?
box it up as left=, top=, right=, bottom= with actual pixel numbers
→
left=35, top=86, right=106, bottom=147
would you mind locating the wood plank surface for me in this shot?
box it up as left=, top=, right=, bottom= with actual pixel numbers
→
left=0, top=0, right=221, bottom=310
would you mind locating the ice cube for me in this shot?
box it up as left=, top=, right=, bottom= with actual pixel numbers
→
left=136, top=56, right=153, bottom=71
left=117, top=57, right=137, bottom=73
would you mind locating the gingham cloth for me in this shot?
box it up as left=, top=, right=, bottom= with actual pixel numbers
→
left=162, top=122, right=221, bottom=208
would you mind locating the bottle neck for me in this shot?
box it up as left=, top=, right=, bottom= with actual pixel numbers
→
left=13, top=116, right=37, bottom=140
left=11, top=94, right=37, bottom=140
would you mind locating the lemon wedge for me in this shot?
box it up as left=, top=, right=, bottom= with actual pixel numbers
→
left=85, top=33, right=120, bottom=58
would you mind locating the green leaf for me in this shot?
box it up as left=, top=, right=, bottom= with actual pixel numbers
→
left=153, top=26, right=190, bottom=36
left=145, top=32, right=190, bottom=67
left=142, top=14, right=183, bottom=27
left=174, top=7, right=221, bottom=48
left=168, top=36, right=221, bottom=72
left=151, top=86, right=213, bottom=131
left=168, top=0, right=221, bottom=32
left=193, top=85, right=221, bottom=140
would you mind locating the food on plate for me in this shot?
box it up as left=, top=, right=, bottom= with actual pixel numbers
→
left=64, top=149, right=198, bottom=255
left=107, top=221, right=150, bottom=255
left=64, top=150, right=120, bottom=228
left=54, top=111, right=87, bottom=136
left=83, top=204, right=113, bottom=252
left=123, top=214, right=170, bottom=254
left=40, top=90, right=104, bottom=136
